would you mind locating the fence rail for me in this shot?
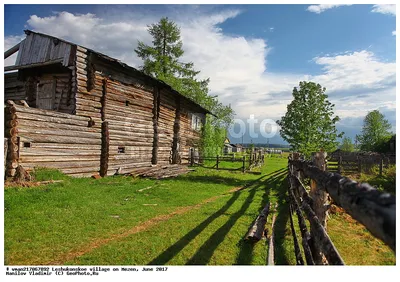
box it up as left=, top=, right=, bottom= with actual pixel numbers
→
left=288, top=156, right=395, bottom=265
left=327, top=152, right=395, bottom=175
left=190, top=151, right=265, bottom=173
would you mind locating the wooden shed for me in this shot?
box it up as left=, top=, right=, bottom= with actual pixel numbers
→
left=4, top=30, right=210, bottom=177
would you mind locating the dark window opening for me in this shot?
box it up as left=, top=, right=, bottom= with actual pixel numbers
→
left=23, top=142, right=31, bottom=148
left=125, top=100, right=130, bottom=106
left=118, top=146, right=125, bottom=153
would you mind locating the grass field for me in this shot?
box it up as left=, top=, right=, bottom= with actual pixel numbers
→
left=4, top=157, right=395, bottom=265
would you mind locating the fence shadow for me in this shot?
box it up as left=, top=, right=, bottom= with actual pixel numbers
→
left=273, top=172, right=291, bottom=265
left=235, top=169, right=288, bottom=265
left=185, top=182, right=260, bottom=265
left=148, top=167, right=288, bottom=265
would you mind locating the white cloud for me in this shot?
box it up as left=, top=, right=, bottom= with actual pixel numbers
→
left=371, top=4, right=396, bottom=16
left=306, top=4, right=352, bottom=14
left=311, top=51, right=396, bottom=92
left=392, top=30, right=396, bottom=36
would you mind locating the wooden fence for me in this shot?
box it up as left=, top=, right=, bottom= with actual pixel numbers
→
left=190, top=151, right=265, bottom=173
left=327, top=152, right=395, bottom=175
left=287, top=154, right=395, bottom=265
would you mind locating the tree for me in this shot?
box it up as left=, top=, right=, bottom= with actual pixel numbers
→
left=276, top=81, right=343, bottom=157
left=340, top=136, right=354, bottom=152
left=135, top=17, right=234, bottom=156
left=358, top=110, right=392, bottom=152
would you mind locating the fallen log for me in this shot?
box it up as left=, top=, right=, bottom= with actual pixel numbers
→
left=245, top=202, right=271, bottom=242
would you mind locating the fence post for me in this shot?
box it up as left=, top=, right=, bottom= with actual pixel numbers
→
left=309, top=151, right=329, bottom=265
left=338, top=156, right=342, bottom=174
left=216, top=155, right=219, bottom=170
left=242, top=156, right=246, bottom=172
left=379, top=157, right=383, bottom=176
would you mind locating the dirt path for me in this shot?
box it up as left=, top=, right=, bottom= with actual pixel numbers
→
left=46, top=186, right=248, bottom=265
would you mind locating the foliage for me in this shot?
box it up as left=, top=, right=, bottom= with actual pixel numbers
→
left=358, top=110, right=392, bottom=152
left=200, top=115, right=226, bottom=157
left=340, top=136, right=354, bottom=152
left=135, top=17, right=234, bottom=155
left=357, top=165, right=396, bottom=194
left=276, top=81, right=343, bottom=157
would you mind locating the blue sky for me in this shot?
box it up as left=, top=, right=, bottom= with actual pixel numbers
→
left=4, top=4, right=397, bottom=145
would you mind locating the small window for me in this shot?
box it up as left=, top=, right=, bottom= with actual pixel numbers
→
left=118, top=146, right=125, bottom=153
left=23, top=142, right=31, bottom=148
left=125, top=100, right=130, bottom=106
left=191, top=114, right=202, bottom=131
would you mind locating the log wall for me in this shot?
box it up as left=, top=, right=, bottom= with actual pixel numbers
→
left=4, top=72, right=26, bottom=101
left=103, top=75, right=155, bottom=175
left=179, top=99, right=204, bottom=163
left=5, top=101, right=101, bottom=178
left=158, top=89, right=177, bottom=165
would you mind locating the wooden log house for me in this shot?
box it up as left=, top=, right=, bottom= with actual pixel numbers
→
left=4, top=30, right=209, bottom=178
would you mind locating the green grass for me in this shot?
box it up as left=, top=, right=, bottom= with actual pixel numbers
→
left=4, top=158, right=395, bottom=265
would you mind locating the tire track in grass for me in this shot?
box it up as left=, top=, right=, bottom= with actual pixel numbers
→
left=46, top=185, right=255, bottom=265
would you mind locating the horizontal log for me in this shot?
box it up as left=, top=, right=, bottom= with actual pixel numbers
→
left=20, top=149, right=101, bottom=156
left=19, top=134, right=101, bottom=145
left=290, top=159, right=396, bottom=252
left=60, top=166, right=100, bottom=174
left=76, top=61, right=88, bottom=71
left=76, top=45, right=87, bottom=53
left=76, top=98, right=102, bottom=108
left=21, top=160, right=100, bottom=169
left=245, top=202, right=270, bottom=241
left=29, top=143, right=101, bottom=150
left=107, top=134, right=153, bottom=143
left=107, top=161, right=152, bottom=169
left=17, top=119, right=101, bottom=133
left=105, top=92, right=153, bottom=107
left=21, top=155, right=100, bottom=162
left=18, top=127, right=101, bottom=139
left=76, top=92, right=101, bottom=102
left=109, top=140, right=155, bottom=147
left=109, top=154, right=153, bottom=161
left=75, top=108, right=102, bottom=118
left=105, top=116, right=153, bottom=127
left=104, top=104, right=153, bottom=119
left=12, top=103, right=90, bottom=122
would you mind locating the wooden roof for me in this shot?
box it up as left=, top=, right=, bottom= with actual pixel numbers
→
left=12, top=30, right=212, bottom=115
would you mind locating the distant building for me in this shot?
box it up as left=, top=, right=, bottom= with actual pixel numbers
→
left=223, top=137, right=232, bottom=154
left=224, top=143, right=233, bottom=154
left=231, top=144, right=243, bottom=153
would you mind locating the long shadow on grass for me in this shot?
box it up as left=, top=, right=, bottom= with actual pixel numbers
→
left=185, top=182, right=261, bottom=265
left=272, top=172, right=292, bottom=265
left=234, top=169, right=288, bottom=265
left=147, top=169, right=286, bottom=265
left=147, top=179, right=264, bottom=265
left=175, top=167, right=288, bottom=188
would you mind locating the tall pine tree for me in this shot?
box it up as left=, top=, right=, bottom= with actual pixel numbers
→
left=135, top=17, right=234, bottom=156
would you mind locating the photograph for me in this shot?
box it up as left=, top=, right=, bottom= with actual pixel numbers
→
left=2, top=1, right=396, bottom=275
